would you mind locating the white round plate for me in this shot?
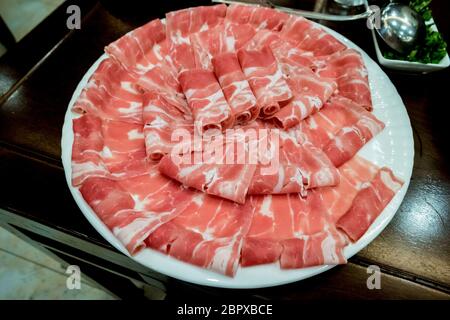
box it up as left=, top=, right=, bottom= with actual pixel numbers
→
left=61, top=21, right=414, bottom=289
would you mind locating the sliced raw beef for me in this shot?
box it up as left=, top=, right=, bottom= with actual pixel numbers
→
left=316, top=49, right=372, bottom=110
left=104, top=19, right=186, bottom=114
left=158, top=138, right=257, bottom=204
left=280, top=15, right=346, bottom=56
left=337, top=167, right=403, bottom=241
left=317, top=155, right=379, bottom=223
left=248, top=138, right=339, bottom=194
left=242, top=155, right=383, bottom=268
left=136, top=57, right=189, bottom=115
left=142, top=92, right=193, bottom=161
left=72, top=58, right=143, bottom=124
left=190, top=22, right=256, bottom=70
left=295, top=96, right=365, bottom=148
left=271, top=67, right=337, bottom=129
left=241, top=194, right=347, bottom=268
left=278, top=229, right=347, bottom=269
left=72, top=115, right=109, bottom=186
left=166, top=4, right=227, bottom=71
left=296, top=96, right=384, bottom=164
left=238, top=46, right=292, bottom=117
left=178, top=69, right=234, bottom=133
left=212, top=52, right=259, bottom=125
left=145, top=193, right=254, bottom=276
left=283, top=139, right=340, bottom=189
left=244, top=29, right=281, bottom=50
left=270, top=40, right=316, bottom=74
left=104, top=18, right=165, bottom=73
left=322, top=106, right=385, bottom=167
left=80, top=168, right=195, bottom=254
left=248, top=163, right=305, bottom=195
left=226, top=4, right=288, bottom=31
left=72, top=114, right=151, bottom=186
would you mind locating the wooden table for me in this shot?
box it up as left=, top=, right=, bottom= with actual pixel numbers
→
left=0, top=0, right=449, bottom=299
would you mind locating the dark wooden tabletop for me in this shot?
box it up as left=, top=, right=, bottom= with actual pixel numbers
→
left=0, top=0, right=449, bottom=299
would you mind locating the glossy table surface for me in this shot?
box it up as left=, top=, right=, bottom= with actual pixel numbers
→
left=0, top=0, right=449, bottom=299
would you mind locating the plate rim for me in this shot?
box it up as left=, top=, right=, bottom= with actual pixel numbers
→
left=61, top=19, right=414, bottom=289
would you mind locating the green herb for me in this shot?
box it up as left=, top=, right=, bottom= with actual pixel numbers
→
left=382, top=0, right=447, bottom=64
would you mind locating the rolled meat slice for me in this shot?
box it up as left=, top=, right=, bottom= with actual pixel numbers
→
left=270, top=67, right=337, bottom=129
left=178, top=69, right=234, bottom=134
left=248, top=138, right=340, bottom=195
left=166, top=4, right=227, bottom=72
left=238, top=46, right=292, bottom=118
left=158, top=139, right=257, bottom=204
left=190, top=22, right=257, bottom=71
left=212, top=52, right=259, bottom=125
left=142, top=92, right=194, bottom=161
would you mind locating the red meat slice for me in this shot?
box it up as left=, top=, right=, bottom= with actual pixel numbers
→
left=145, top=193, right=254, bottom=276
left=238, top=46, right=293, bottom=118
left=104, top=19, right=187, bottom=114
left=270, top=40, right=316, bottom=74
left=337, top=167, right=403, bottom=241
left=242, top=155, right=382, bottom=268
left=296, top=96, right=384, bottom=166
left=248, top=138, right=339, bottom=194
left=317, top=155, right=379, bottom=222
left=280, top=15, right=346, bottom=56
left=244, top=29, right=281, bottom=50
left=72, top=58, right=143, bottom=124
left=158, top=138, right=257, bottom=204
left=178, top=69, right=234, bottom=133
left=142, top=92, right=194, bottom=161
left=316, top=49, right=372, bottom=110
left=322, top=108, right=385, bottom=167
left=212, top=52, right=259, bottom=125
left=71, top=114, right=151, bottom=186
left=190, top=22, right=256, bottom=70
left=241, top=194, right=347, bottom=268
left=271, top=67, right=337, bottom=129
left=226, top=4, right=289, bottom=31
left=80, top=168, right=194, bottom=254
left=105, top=18, right=165, bottom=73
left=166, top=4, right=227, bottom=71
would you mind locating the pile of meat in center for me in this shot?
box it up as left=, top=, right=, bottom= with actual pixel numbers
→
left=71, top=4, right=403, bottom=277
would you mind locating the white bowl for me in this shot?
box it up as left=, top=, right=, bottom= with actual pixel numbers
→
left=371, top=19, right=450, bottom=73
